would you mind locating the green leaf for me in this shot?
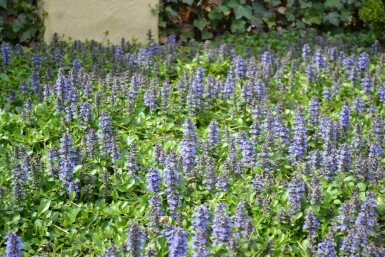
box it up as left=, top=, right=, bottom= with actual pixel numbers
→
left=300, top=1, right=312, bottom=8
left=181, top=0, right=194, bottom=4
left=252, top=1, right=267, bottom=15
left=218, top=5, right=230, bottom=13
left=323, top=11, right=340, bottom=26
left=292, top=211, right=303, bottom=221
left=69, top=191, right=76, bottom=201
left=103, top=205, right=119, bottom=215
left=267, top=0, right=281, bottom=6
left=193, top=19, right=207, bottom=31
left=0, top=0, right=7, bottom=9
left=38, top=199, right=51, bottom=216
left=121, top=116, right=131, bottom=124
left=11, top=21, right=24, bottom=33
left=285, top=12, right=296, bottom=22
left=17, top=13, right=26, bottom=24
left=19, top=29, right=33, bottom=42
left=233, top=5, right=253, bottom=20
left=311, top=205, right=321, bottom=213
left=12, top=214, right=21, bottom=223
left=159, top=20, right=166, bottom=28
left=357, top=182, right=366, bottom=192
left=0, top=73, right=9, bottom=82
left=230, top=19, right=246, bottom=33
left=65, top=208, right=81, bottom=226
left=34, top=219, right=43, bottom=228
left=208, top=9, right=224, bottom=22
left=378, top=197, right=385, bottom=215
left=126, top=178, right=136, bottom=189
left=35, top=103, right=46, bottom=114
left=74, top=165, right=83, bottom=173
left=340, top=8, right=352, bottom=22
left=201, top=30, right=213, bottom=40
left=303, top=15, right=322, bottom=25
left=325, top=0, right=343, bottom=9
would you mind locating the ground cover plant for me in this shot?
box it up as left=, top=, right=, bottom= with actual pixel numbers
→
left=0, top=32, right=385, bottom=256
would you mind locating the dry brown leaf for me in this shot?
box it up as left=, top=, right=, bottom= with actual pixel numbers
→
left=181, top=24, right=194, bottom=33
left=180, top=11, right=190, bottom=22
left=159, top=35, right=168, bottom=44
left=276, top=6, right=287, bottom=14
left=203, top=4, right=212, bottom=12
left=210, top=0, right=221, bottom=6
left=159, top=216, right=169, bottom=225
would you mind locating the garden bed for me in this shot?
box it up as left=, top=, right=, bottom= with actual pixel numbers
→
left=0, top=32, right=384, bottom=256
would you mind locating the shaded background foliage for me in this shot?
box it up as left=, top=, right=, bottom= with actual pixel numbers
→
left=359, top=0, right=385, bottom=41
left=0, top=0, right=385, bottom=44
left=0, top=0, right=45, bottom=44
left=158, top=0, right=365, bottom=42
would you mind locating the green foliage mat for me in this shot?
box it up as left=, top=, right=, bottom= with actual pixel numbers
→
left=0, top=32, right=384, bottom=256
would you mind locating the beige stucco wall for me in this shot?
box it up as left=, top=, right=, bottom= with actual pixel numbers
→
left=43, top=0, right=158, bottom=44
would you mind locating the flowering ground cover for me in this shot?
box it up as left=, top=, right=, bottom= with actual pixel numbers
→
left=0, top=32, right=385, bottom=256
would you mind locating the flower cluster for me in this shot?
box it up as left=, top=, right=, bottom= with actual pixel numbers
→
left=289, top=107, right=307, bottom=162
left=4, top=232, right=24, bottom=257
left=212, top=203, right=232, bottom=247
left=125, top=222, right=146, bottom=257
left=287, top=176, right=305, bottom=216
left=179, top=117, right=197, bottom=172
left=192, top=204, right=210, bottom=257
left=58, top=133, right=80, bottom=194
left=165, top=227, right=188, bottom=257
left=98, top=111, right=120, bottom=164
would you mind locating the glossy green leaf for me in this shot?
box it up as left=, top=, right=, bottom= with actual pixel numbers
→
left=38, top=199, right=51, bottom=216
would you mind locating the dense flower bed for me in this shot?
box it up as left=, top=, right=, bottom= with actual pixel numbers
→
left=0, top=34, right=385, bottom=256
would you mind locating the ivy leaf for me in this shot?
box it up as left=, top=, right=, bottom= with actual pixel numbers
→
left=325, top=0, right=343, bottom=9
left=339, top=8, right=352, bottom=22
left=230, top=19, right=246, bottom=33
left=303, top=15, right=322, bottom=25
left=181, top=0, right=194, bottom=4
left=323, top=11, right=340, bottom=26
left=0, top=0, right=7, bottom=9
left=218, top=5, right=230, bottom=14
left=193, top=19, right=207, bottom=31
left=11, top=21, right=24, bottom=33
left=159, top=20, right=166, bottom=28
left=201, top=30, right=213, bottom=40
left=17, top=13, right=26, bottom=25
left=285, top=12, right=296, bottom=22
left=20, top=29, right=33, bottom=42
left=303, top=8, right=322, bottom=25
left=300, top=1, right=312, bottom=8
left=232, top=5, right=253, bottom=20
left=268, top=0, right=281, bottom=6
